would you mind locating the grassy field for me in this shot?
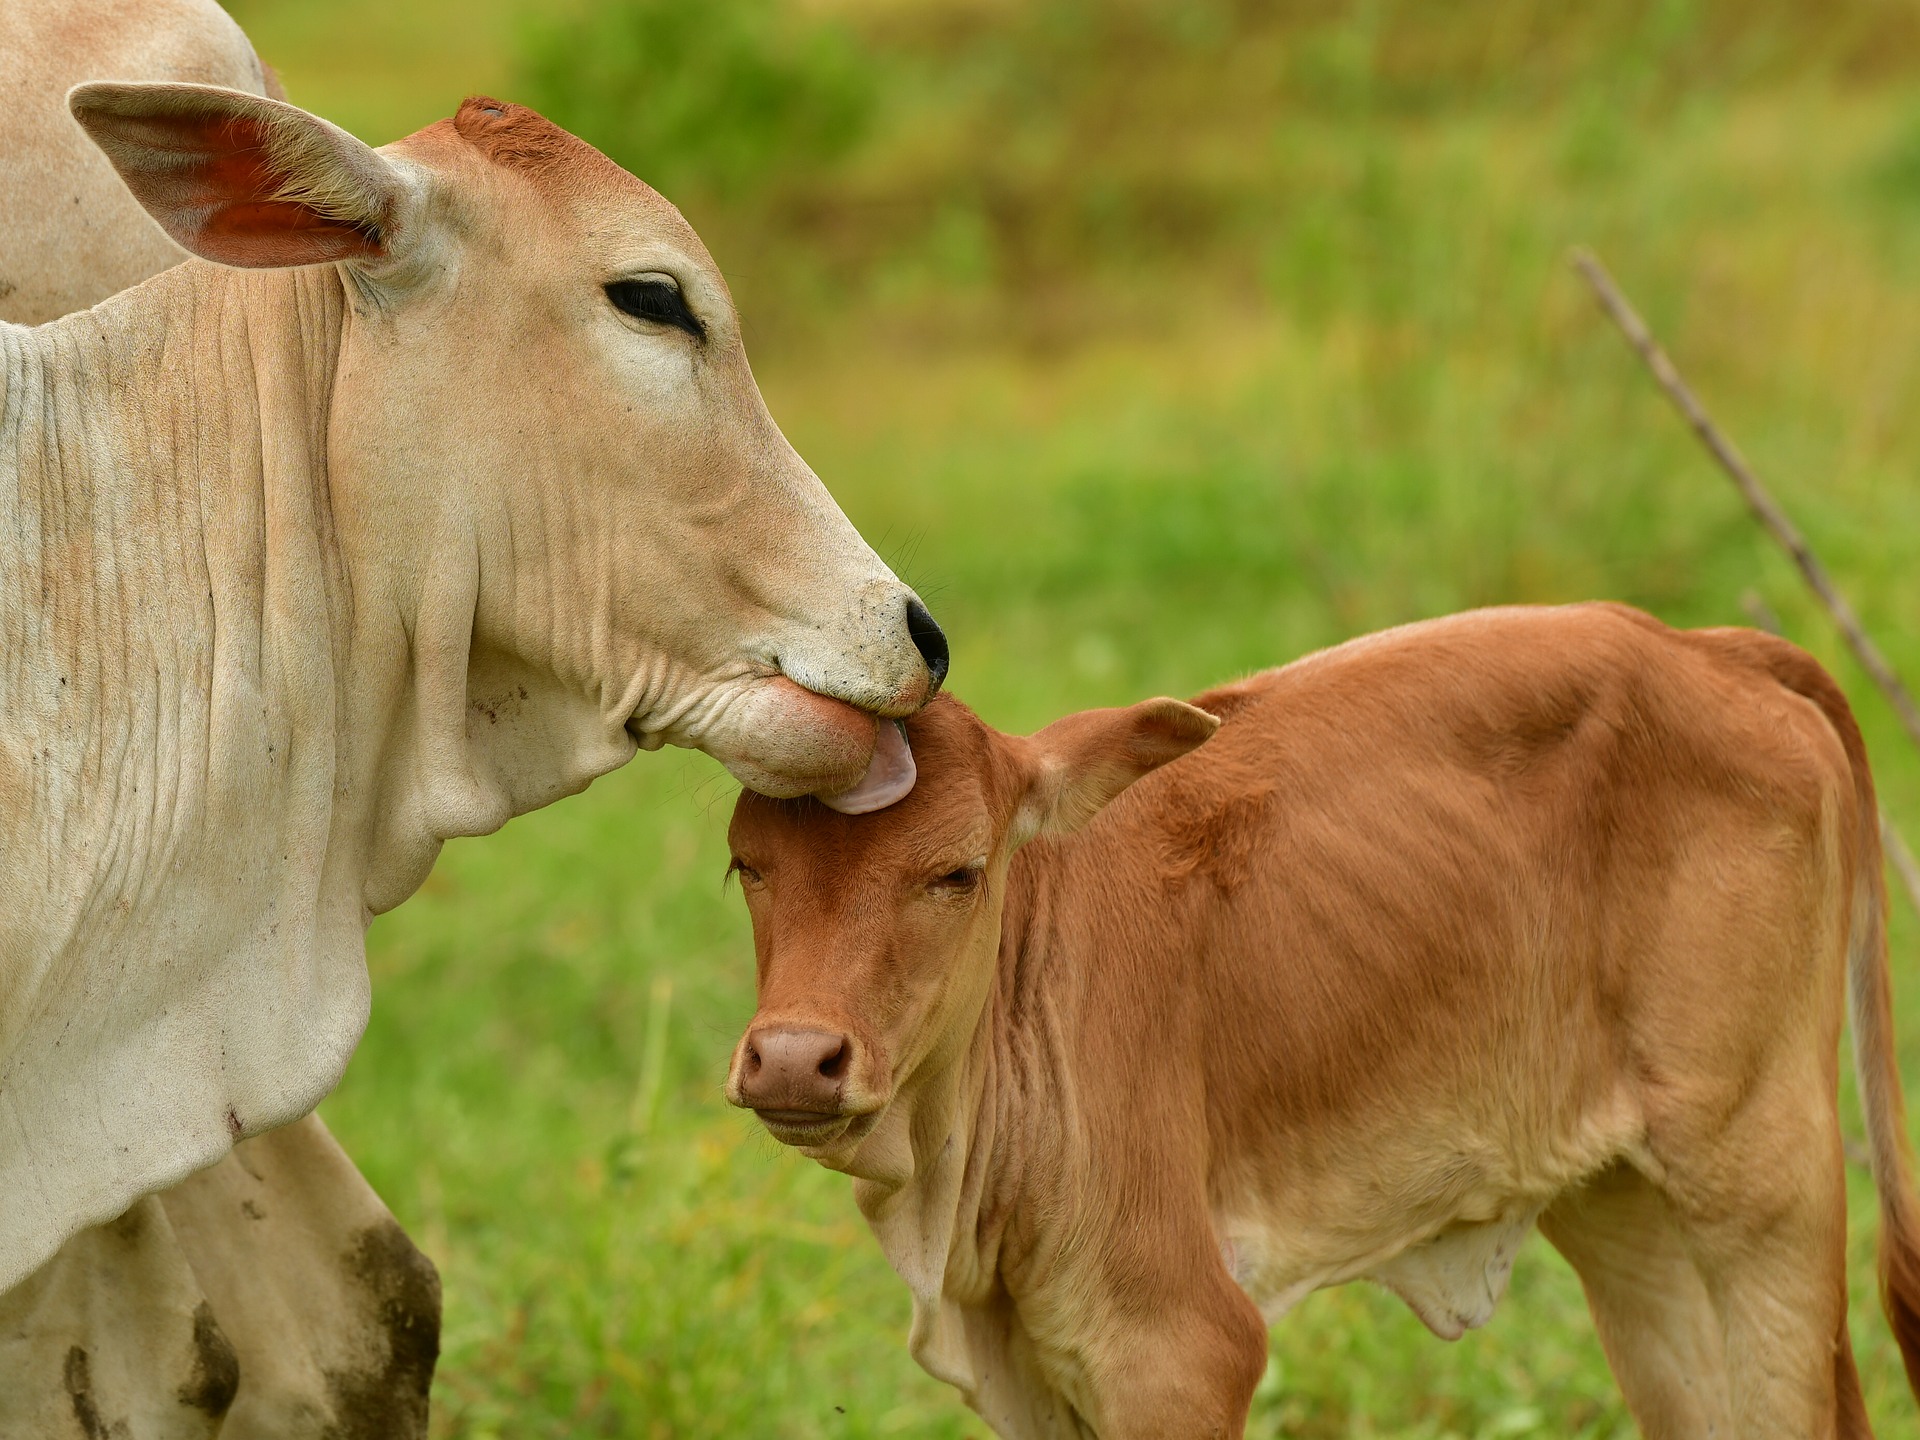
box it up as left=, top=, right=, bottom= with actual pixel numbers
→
left=227, top=1, right=1920, bottom=1433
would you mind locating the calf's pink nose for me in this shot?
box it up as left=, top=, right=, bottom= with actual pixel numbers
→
left=738, top=1027, right=851, bottom=1114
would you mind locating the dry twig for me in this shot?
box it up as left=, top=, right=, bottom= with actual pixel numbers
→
left=1573, top=249, right=1920, bottom=927
left=1572, top=248, right=1920, bottom=755
left=1577, top=248, right=1920, bottom=924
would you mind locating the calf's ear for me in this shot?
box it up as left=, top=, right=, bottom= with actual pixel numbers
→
left=1017, top=697, right=1219, bottom=839
left=69, top=82, right=410, bottom=270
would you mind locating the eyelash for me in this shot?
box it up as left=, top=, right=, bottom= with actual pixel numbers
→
left=606, top=279, right=706, bottom=340
left=727, top=860, right=980, bottom=891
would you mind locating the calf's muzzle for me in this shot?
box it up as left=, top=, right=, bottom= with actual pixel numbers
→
left=736, top=1026, right=852, bottom=1124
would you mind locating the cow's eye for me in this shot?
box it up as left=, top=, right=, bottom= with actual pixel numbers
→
left=727, top=857, right=764, bottom=888
left=929, top=863, right=984, bottom=895
left=607, top=277, right=705, bottom=340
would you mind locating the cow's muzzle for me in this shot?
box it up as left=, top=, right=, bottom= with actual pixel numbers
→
left=905, top=597, right=949, bottom=693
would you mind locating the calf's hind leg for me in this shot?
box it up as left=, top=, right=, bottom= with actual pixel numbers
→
left=1662, top=1097, right=1860, bottom=1439
left=1540, top=1163, right=1731, bottom=1438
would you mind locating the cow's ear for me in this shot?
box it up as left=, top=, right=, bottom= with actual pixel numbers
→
left=69, top=82, right=409, bottom=270
left=1016, top=698, right=1219, bottom=840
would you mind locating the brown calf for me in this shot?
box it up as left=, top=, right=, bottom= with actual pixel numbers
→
left=726, top=603, right=1920, bottom=1439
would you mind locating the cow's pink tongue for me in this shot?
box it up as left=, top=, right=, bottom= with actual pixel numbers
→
left=819, top=718, right=916, bottom=815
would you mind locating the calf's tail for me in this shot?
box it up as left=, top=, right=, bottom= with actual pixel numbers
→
left=1846, top=788, right=1920, bottom=1395
left=1761, top=639, right=1920, bottom=1394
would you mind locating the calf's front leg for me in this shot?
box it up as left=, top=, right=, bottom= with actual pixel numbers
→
left=1071, top=1251, right=1268, bottom=1440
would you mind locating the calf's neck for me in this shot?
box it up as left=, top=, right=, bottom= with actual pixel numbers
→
left=728, top=602, right=1920, bottom=1439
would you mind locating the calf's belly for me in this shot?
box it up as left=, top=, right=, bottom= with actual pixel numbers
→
left=1220, top=1199, right=1542, bottom=1337
left=1361, top=1205, right=1544, bottom=1339
left=1217, top=1094, right=1646, bottom=1336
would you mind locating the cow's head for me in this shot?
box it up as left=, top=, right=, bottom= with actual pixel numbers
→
left=67, top=83, right=944, bottom=819
left=724, top=694, right=1216, bottom=1166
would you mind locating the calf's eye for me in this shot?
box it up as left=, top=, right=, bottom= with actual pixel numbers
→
left=930, top=864, right=984, bottom=894
left=727, top=858, right=763, bottom=887
left=607, top=278, right=706, bottom=340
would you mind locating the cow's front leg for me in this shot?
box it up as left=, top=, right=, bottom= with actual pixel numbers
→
left=159, top=1113, right=441, bottom=1440
left=0, top=1194, right=236, bottom=1439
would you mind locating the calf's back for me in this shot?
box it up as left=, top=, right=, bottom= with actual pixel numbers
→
left=1051, top=605, right=1855, bottom=1318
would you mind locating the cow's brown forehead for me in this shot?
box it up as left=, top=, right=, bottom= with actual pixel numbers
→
left=402, top=98, right=688, bottom=224
left=452, top=99, right=631, bottom=191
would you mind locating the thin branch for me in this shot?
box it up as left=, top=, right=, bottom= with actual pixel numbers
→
left=1887, top=822, right=1920, bottom=928
left=1573, top=248, right=1920, bottom=757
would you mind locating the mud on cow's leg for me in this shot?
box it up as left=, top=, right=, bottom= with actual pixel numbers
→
left=160, top=1114, right=442, bottom=1440
left=0, top=1116, right=440, bottom=1440
left=0, top=1195, right=238, bottom=1439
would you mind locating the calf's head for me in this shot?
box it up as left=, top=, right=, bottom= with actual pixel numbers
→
left=725, top=694, right=1217, bottom=1163
left=67, top=82, right=944, bottom=815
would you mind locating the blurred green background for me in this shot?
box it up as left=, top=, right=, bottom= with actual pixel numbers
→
left=222, top=0, right=1920, bottom=1433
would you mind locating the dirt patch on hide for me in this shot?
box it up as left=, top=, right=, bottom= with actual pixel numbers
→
left=319, top=1222, right=442, bottom=1440
left=176, top=1302, right=240, bottom=1419
left=63, top=1346, right=124, bottom=1440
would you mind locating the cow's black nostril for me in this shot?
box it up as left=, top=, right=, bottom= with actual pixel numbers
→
left=905, top=597, right=949, bottom=693
left=818, top=1041, right=849, bottom=1080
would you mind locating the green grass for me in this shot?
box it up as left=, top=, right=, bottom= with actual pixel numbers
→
left=222, top=1, right=1920, bottom=1433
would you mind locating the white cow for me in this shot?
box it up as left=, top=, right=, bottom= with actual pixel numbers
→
left=1, top=9, right=435, bottom=1434
left=1, top=65, right=945, bottom=1438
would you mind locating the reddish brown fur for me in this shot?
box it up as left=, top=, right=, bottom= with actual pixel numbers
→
left=728, top=603, right=1920, bottom=1439
left=449, top=97, right=651, bottom=202
left=1713, top=628, right=1920, bottom=1396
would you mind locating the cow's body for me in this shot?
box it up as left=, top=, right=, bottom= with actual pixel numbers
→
left=0, top=55, right=945, bottom=1439
left=1, top=10, right=448, bottom=1433
left=728, top=604, right=1920, bottom=1438
left=1, top=10, right=450, bottom=1433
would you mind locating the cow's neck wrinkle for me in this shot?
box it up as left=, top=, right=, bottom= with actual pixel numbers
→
left=857, top=845, right=1090, bottom=1429
left=0, top=262, right=375, bottom=1294
left=0, top=260, right=356, bottom=925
